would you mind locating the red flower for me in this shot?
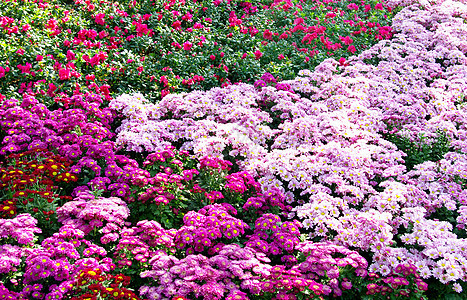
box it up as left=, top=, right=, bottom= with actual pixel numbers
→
left=95, top=13, right=105, bottom=25
left=339, top=57, right=348, bottom=66
left=171, top=42, right=182, bottom=49
left=254, top=50, right=262, bottom=60
left=59, top=68, right=71, bottom=80
left=183, top=42, right=193, bottom=51
left=66, top=50, right=76, bottom=61
left=347, top=45, right=357, bottom=54
left=340, top=36, right=354, bottom=45
left=249, top=27, right=259, bottom=37
left=0, top=66, right=5, bottom=78
left=293, top=17, right=304, bottom=25
left=172, top=20, right=181, bottom=30
left=263, top=29, right=273, bottom=40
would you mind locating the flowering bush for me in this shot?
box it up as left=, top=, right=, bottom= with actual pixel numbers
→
left=364, top=263, right=428, bottom=299
left=56, top=191, right=130, bottom=245
left=0, top=149, right=75, bottom=236
left=0, top=212, right=146, bottom=299
left=65, top=267, right=145, bottom=300
left=139, top=244, right=271, bottom=300
left=0, top=0, right=398, bottom=103
left=246, top=213, right=302, bottom=264
left=0, top=213, right=41, bottom=288
left=123, top=143, right=285, bottom=228
left=174, top=204, right=249, bottom=254
left=253, top=242, right=369, bottom=299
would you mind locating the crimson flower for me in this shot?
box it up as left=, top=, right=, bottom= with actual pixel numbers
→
left=263, top=29, right=273, bottom=40
left=254, top=50, right=262, bottom=60
left=183, top=42, right=193, bottom=51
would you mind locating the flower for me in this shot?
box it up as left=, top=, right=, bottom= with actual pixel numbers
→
left=183, top=42, right=193, bottom=51
left=453, top=283, right=463, bottom=293
left=263, top=29, right=273, bottom=40
left=254, top=50, right=262, bottom=60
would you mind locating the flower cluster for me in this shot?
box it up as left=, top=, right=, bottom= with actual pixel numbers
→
left=0, top=213, right=41, bottom=245
left=125, top=146, right=265, bottom=228
left=0, top=214, right=41, bottom=277
left=174, top=204, right=249, bottom=253
left=0, top=283, right=21, bottom=299
left=0, top=149, right=74, bottom=234
left=243, top=187, right=289, bottom=217
left=56, top=192, right=130, bottom=240
left=19, top=225, right=115, bottom=299
left=113, top=220, right=176, bottom=271
left=246, top=213, right=301, bottom=261
left=294, top=242, right=369, bottom=297
left=255, top=265, right=326, bottom=299
left=140, top=244, right=271, bottom=300
left=0, top=94, right=153, bottom=205
left=66, top=267, right=144, bottom=300
left=365, top=263, right=428, bottom=299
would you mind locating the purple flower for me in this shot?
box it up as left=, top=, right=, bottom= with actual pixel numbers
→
left=275, top=83, right=292, bottom=91
left=261, top=72, right=277, bottom=83
left=253, top=79, right=267, bottom=88
left=70, top=165, right=81, bottom=174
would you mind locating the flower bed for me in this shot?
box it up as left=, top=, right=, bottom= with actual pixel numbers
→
left=1, top=0, right=467, bottom=299
left=0, top=0, right=397, bottom=103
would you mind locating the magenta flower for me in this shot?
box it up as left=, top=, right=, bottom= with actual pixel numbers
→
left=263, top=29, right=273, bottom=40
left=254, top=50, right=262, bottom=60
left=58, top=68, right=71, bottom=80
left=0, top=66, right=6, bottom=78
left=183, top=42, right=193, bottom=51
left=347, top=45, right=356, bottom=54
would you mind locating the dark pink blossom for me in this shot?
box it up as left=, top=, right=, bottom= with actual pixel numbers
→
left=183, top=42, right=193, bottom=51
left=254, top=50, right=262, bottom=60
